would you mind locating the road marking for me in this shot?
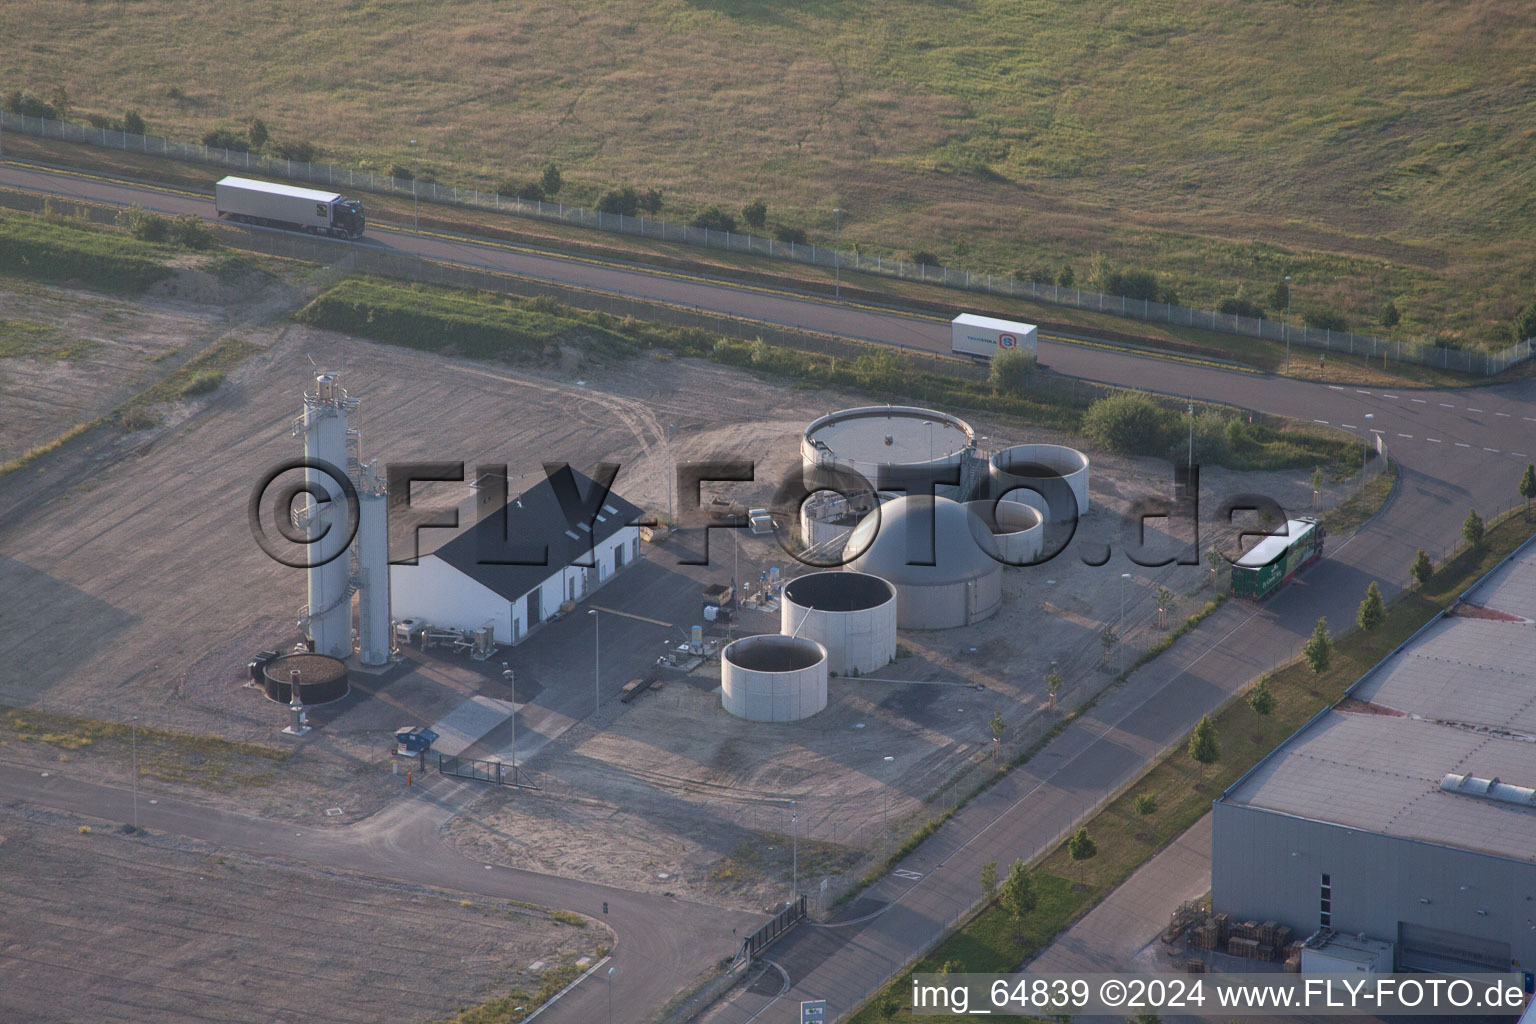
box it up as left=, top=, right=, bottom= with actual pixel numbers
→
left=1525, top=417, right=1536, bottom=423
left=1341, top=424, right=1357, bottom=429
left=1439, top=403, right=1455, bottom=408
left=1468, top=407, right=1484, bottom=413
left=1382, top=394, right=1399, bottom=399
left=1328, top=385, right=1345, bottom=391
left=1485, top=447, right=1501, bottom=453
left=1411, top=398, right=1427, bottom=404
left=1426, top=438, right=1442, bottom=443
left=1455, top=442, right=1472, bottom=447
left=893, top=868, right=924, bottom=880
left=1496, top=412, right=1511, bottom=418
left=1397, top=433, right=1413, bottom=439
left=1355, top=389, right=1371, bottom=395
left=1514, top=452, right=1530, bottom=458
left=1313, top=419, right=1329, bottom=424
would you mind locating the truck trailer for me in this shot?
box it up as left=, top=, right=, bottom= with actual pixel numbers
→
left=951, top=313, right=1038, bottom=362
left=215, top=176, right=365, bottom=239
left=1230, top=516, right=1325, bottom=600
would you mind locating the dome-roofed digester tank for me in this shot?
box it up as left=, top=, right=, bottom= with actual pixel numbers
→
left=844, top=495, right=1002, bottom=629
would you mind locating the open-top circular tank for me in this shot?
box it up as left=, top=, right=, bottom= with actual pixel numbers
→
left=721, top=634, right=829, bottom=722
left=988, top=443, right=1090, bottom=525
left=782, top=572, right=898, bottom=676
left=802, top=405, right=974, bottom=497
left=965, top=499, right=1044, bottom=566
left=262, top=652, right=349, bottom=705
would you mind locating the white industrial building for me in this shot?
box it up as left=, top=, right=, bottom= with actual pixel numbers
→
left=390, top=467, right=643, bottom=644
left=1213, top=539, right=1536, bottom=973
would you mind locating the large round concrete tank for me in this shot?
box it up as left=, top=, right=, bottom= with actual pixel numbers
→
left=261, top=653, right=350, bottom=705
left=802, top=406, right=974, bottom=498
left=989, top=444, right=1090, bottom=525
left=721, top=635, right=829, bottom=722
left=965, top=499, right=1043, bottom=566
left=781, top=572, right=898, bottom=676
left=844, top=496, right=1002, bottom=629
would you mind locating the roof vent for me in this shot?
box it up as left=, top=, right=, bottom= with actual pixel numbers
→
left=1440, top=772, right=1536, bottom=807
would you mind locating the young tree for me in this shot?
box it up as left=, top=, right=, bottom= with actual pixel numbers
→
left=1188, top=715, right=1220, bottom=769
left=999, top=859, right=1036, bottom=926
left=1247, top=677, right=1276, bottom=719
left=1411, top=549, right=1433, bottom=588
left=1357, top=581, right=1386, bottom=632
left=1267, top=279, right=1290, bottom=315
left=539, top=162, right=562, bottom=197
left=1100, top=625, right=1118, bottom=667
left=1520, top=464, right=1536, bottom=522
left=742, top=197, right=767, bottom=230
left=1463, top=508, right=1486, bottom=550
left=989, top=711, right=1005, bottom=758
left=1513, top=301, right=1536, bottom=345
left=1134, top=793, right=1157, bottom=815
left=247, top=118, right=269, bottom=152
left=1067, top=828, right=1098, bottom=884
left=1205, top=545, right=1224, bottom=589
left=1379, top=300, right=1400, bottom=330
left=1057, top=265, right=1075, bottom=287
left=1046, top=669, right=1064, bottom=711
left=979, top=860, right=998, bottom=901
left=1304, top=617, right=1332, bottom=675
left=122, top=110, right=146, bottom=136
left=639, top=188, right=663, bottom=215
left=1155, top=587, right=1174, bottom=629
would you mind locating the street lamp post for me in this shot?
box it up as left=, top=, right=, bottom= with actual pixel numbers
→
left=791, top=799, right=798, bottom=899
left=1284, top=275, right=1292, bottom=372
left=666, top=424, right=677, bottom=526
left=833, top=208, right=843, bottom=299
left=409, top=139, right=419, bottom=229
left=587, top=609, right=600, bottom=716
left=607, top=966, right=615, bottom=1024
left=1119, top=573, right=1132, bottom=674
left=130, top=715, right=139, bottom=829
left=1187, top=403, right=1194, bottom=470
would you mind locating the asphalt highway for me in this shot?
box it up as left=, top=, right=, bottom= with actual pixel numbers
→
left=2, top=161, right=1533, bottom=1022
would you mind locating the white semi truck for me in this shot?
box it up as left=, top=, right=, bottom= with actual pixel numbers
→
left=950, top=313, right=1038, bottom=362
left=215, top=176, right=366, bottom=239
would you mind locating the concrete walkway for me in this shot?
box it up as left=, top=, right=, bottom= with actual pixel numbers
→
left=1028, top=813, right=1213, bottom=975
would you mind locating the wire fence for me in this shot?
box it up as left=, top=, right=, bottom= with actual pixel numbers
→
left=5, top=109, right=1531, bottom=377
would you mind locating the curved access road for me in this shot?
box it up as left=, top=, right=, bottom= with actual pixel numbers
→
left=2, top=159, right=1533, bottom=1022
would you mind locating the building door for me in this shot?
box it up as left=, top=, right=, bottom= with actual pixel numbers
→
left=1397, top=922, right=1510, bottom=973
left=614, top=542, right=625, bottom=569
left=526, top=587, right=542, bottom=626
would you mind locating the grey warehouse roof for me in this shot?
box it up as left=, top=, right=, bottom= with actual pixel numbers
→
left=1221, top=542, right=1536, bottom=863
left=426, top=466, right=642, bottom=602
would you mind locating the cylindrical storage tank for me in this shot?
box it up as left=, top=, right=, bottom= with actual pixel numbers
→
left=844, top=496, right=1003, bottom=629
left=989, top=444, right=1090, bottom=526
left=262, top=653, right=350, bottom=705
left=302, top=372, right=353, bottom=660
left=356, top=488, right=391, bottom=666
left=781, top=572, right=897, bottom=676
left=721, top=635, right=828, bottom=722
left=802, top=406, right=974, bottom=499
left=965, top=499, right=1044, bottom=566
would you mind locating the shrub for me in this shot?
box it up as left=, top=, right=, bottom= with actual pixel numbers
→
left=123, top=110, right=146, bottom=135
left=1379, top=300, right=1400, bottom=329
left=1513, top=301, right=1536, bottom=344
left=118, top=206, right=170, bottom=243
left=1057, top=266, right=1075, bottom=287
left=1302, top=305, right=1349, bottom=332
left=1410, top=549, right=1433, bottom=587
left=506, top=180, right=544, bottom=202
left=0, top=213, right=173, bottom=292
left=910, top=250, right=939, bottom=267
left=1105, top=268, right=1161, bottom=302
left=596, top=186, right=640, bottom=216
left=1081, top=393, right=1174, bottom=455
left=202, top=127, right=249, bottom=152
left=1462, top=508, right=1485, bottom=549
left=1217, top=296, right=1265, bottom=319
left=247, top=118, right=268, bottom=151
left=1134, top=794, right=1157, bottom=816
left=774, top=225, right=807, bottom=245
left=989, top=348, right=1036, bottom=394
left=1268, top=280, right=1290, bottom=313
left=539, top=162, right=563, bottom=197
left=389, top=163, right=415, bottom=183
left=639, top=188, right=664, bottom=215
left=691, top=206, right=737, bottom=233
left=169, top=214, right=218, bottom=250
left=179, top=371, right=224, bottom=397
left=85, top=113, right=122, bottom=130
left=3, top=90, right=58, bottom=119
left=270, top=138, right=317, bottom=163
left=742, top=198, right=767, bottom=230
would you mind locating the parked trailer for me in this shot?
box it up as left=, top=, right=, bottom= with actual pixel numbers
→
left=215, top=176, right=365, bottom=239
left=1230, top=517, right=1325, bottom=600
left=951, top=313, right=1038, bottom=362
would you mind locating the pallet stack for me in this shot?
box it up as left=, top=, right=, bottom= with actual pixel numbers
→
left=1228, top=937, right=1262, bottom=958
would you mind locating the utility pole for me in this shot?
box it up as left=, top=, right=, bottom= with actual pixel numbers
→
left=1284, top=275, right=1292, bottom=372
left=1187, top=403, right=1194, bottom=469
left=130, top=715, right=139, bottom=829
left=666, top=423, right=676, bottom=526
left=410, top=139, right=419, bottom=228
left=791, top=799, right=798, bottom=899
left=587, top=609, right=600, bottom=716
left=1119, top=573, right=1132, bottom=674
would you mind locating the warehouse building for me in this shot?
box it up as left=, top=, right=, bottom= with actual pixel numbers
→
left=390, top=467, right=643, bottom=644
left=1213, top=541, right=1536, bottom=973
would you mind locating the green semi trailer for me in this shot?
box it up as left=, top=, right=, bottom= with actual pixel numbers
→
left=1230, top=516, right=1325, bottom=600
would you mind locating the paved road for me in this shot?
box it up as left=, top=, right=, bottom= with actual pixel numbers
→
left=2, top=161, right=1534, bottom=1022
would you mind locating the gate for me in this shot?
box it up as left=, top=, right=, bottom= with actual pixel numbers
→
left=735, top=895, right=807, bottom=965
left=437, top=753, right=540, bottom=789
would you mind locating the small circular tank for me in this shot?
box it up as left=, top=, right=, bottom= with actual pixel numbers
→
left=989, top=444, right=1090, bottom=525
left=262, top=653, right=350, bottom=705
left=721, top=635, right=829, bottom=722
left=965, top=499, right=1044, bottom=566
left=781, top=572, right=898, bottom=676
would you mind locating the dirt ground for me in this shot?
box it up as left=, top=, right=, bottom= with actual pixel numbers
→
left=0, top=803, right=607, bottom=1024
left=0, top=270, right=1366, bottom=914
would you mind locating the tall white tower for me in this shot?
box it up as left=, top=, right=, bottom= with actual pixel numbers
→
left=356, top=460, right=391, bottom=665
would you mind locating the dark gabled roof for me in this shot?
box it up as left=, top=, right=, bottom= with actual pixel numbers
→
left=430, top=466, right=644, bottom=602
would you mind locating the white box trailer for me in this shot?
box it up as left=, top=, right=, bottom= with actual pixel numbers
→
left=215, top=176, right=366, bottom=239
left=951, top=313, right=1038, bottom=361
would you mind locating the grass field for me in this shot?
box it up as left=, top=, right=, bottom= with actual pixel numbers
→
left=6, top=1, right=1536, bottom=347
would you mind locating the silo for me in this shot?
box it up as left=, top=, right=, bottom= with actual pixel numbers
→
left=802, top=405, right=975, bottom=498
left=989, top=444, right=1090, bottom=526
left=965, top=499, right=1044, bottom=566
left=844, top=496, right=1002, bottom=629
left=261, top=653, right=350, bottom=705
left=721, top=635, right=829, bottom=722
left=356, top=461, right=391, bottom=666
left=296, top=372, right=358, bottom=660
left=781, top=572, right=897, bottom=676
